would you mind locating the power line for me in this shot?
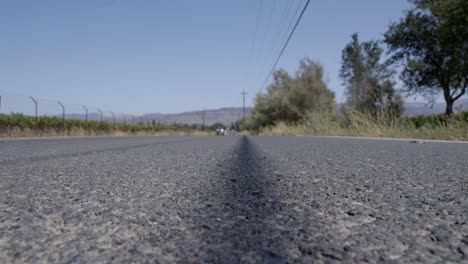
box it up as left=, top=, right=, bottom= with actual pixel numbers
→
left=248, top=0, right=264, bottom=65
left=257, top=0, right=276, bottom=64
left=280, top=0, right=304, bottom=51
left=254, top=0, right=278, bottom=86
left=247, top=1, right=299, bottom=100
left=241, top=0, right=264, bottom=97
left=258, top=0, right=279, bottom=74
left=258, top=0, right=301, bottom=90
left=265, top=0, right=296, bottom=69
left=258, top=0, right=310, bottom=94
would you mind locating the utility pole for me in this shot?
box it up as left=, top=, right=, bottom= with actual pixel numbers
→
left=58, top=101, right=65, bottom=130
left=29, top=96, right=38, bottom=123
left=82, top=105, right=88, bottom=123
left=241, top=90, right=248, bottom=121
left=202, top=108, right=205, bottom=130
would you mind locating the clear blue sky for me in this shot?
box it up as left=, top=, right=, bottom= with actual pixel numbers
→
left=0, top=0, right=411, bottom=115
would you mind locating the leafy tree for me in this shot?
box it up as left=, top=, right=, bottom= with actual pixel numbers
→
left=340, top=33, right=405, bottom=119
left=384, top=0, right=467, bottom=115
left=229, top=120, right=241, bottom=131
left=247, top=58, right=335, bottom=128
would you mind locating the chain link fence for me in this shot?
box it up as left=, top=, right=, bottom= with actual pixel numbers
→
left=0, top=92, right=151, bottom=125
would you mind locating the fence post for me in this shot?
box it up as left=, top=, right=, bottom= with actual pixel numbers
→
left=58, top=101, right=65, bottom=131
left=29, top=96, right=38, bottom=124
left=98, top=109, right=103, bottom=122
left=82, top=105, right=88, bottom=123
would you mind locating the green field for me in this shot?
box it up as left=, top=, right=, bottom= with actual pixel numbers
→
left=0, top=113, right=210, bottom=137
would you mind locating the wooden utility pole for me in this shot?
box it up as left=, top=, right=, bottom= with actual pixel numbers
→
left=241, top=90, right=248, bottom=121
left=202, top=109, right=206, bottom=130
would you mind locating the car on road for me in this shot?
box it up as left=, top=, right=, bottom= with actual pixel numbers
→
left=216, top=128, right=225, bottom=135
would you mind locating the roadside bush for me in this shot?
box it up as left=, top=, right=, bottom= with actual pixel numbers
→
left=247, top=58, right=335, bottom=130
left=407, top=112, right=468, bottom=128
left=260, top=110, right=468, bottom=141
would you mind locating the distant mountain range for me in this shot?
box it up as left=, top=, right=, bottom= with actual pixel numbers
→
left=403, top=98, right=468, bottom=116
left=62, top=99, right=467, bottom=125
left=65, top=107, right=252, bottom=126
left=141, top=107, right=252, bottom=126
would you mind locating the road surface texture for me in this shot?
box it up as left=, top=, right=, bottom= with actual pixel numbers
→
left=0, top=136, right=467, bottom=263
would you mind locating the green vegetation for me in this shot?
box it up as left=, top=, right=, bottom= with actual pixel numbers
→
left=261, top=111, right=468, bottom=141
left=243, top=0, right=467, bottom=141
left=340, top=33, right=404, bottom=120
left=0, top=113, right=210, bottom=137
left=244, top=58, right=335, bottom=129
left=208, top=122, right=227, bottom=130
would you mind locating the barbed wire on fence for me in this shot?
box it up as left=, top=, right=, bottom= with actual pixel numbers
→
left=0, top=90, right=152, bottom=125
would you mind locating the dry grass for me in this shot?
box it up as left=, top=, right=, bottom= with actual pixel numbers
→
left=0, top=127, right=213, bottom=139
left=260, top=111, right=468, bottom=141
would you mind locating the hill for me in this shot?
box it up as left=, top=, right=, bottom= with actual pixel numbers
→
left=404, top=99, right=468, bottom=116
left=61, top=99, right=468, bottom=125
left=142, top=107, right=252, bottom=126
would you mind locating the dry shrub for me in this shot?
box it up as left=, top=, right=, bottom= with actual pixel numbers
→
left=261, top=111, right=468, bottom=141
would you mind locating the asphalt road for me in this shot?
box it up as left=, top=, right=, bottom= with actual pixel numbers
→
left=0, top=136, right=467, bottom=263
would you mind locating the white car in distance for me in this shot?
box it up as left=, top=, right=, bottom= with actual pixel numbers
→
left=216, top=128, right=225, bottom=136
